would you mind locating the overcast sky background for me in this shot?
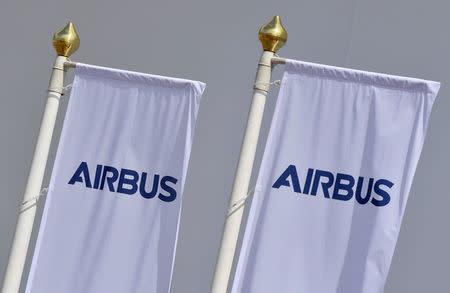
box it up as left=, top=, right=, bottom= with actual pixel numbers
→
left=1, top=0, right=449, bottom=292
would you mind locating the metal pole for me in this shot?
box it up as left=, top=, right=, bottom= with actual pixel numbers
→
left=210, top=16, right=287, bottom=293
left=1, top=22, right=79, bottom=293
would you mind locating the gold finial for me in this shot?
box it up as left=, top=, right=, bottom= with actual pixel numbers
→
left=52, top=22, right=80, bottom=57
left=258, top=15, right=287, bottom=52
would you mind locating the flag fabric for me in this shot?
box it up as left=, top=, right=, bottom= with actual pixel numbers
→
left=25, top=63, right=205, bottom=293
left=232, top=59, right=439, bottom=293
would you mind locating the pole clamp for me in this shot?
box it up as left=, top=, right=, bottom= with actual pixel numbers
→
left=47, top=88, right=63, bottom=95
left=254, top=80, right=281, bottom=89
left=20, top=187, right=48, bottom=213
left=227, top=187, right=255, bottom=217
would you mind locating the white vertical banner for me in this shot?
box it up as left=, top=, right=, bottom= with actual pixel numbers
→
left=232, top=60, right=439, bottom=293
left=25, top=64, right=205, bottom=293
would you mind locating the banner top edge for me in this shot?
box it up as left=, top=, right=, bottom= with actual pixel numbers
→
left=74, top=63, right=206, bottom=96
left=285, top=59, right=440, bottom=95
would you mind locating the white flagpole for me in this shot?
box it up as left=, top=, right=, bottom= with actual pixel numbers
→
left=1, top=22, right=79, bottom=293
left=210, top=16, right=287, bottom=293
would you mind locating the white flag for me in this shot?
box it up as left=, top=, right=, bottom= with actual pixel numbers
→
left=232, top=60, right=439, bottom=293
left=26, top=64, right=205, bottom=293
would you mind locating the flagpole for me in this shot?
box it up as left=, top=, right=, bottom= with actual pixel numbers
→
left=1, top=22, right=79, bottom=293
left=210, top=16, right=287, bottom=293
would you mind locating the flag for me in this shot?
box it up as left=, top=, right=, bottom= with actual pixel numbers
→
left=232, top=59, right=439, bottom=293
left=25, top=63, right=205, bottom=293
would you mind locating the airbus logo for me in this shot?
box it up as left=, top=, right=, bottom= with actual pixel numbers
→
left=68, top=161, right=179, bottom=202
left=272, top=165, right=394, bottom=207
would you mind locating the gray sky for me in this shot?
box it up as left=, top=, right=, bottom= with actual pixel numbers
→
left=1, top=0, right=449, bottom=292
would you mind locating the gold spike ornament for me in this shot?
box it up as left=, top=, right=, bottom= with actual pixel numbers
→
left=258, top=15, right=287, bottom=52
left=52, top=22, right=80, bottom=57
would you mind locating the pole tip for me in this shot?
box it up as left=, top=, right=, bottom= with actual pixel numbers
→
left=53, top=22, right=80, bottom=57
left=258, top=15, right=287, bottom=52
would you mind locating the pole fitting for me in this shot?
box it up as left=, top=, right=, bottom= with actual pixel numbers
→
left=47, top=56, right=68, bottom=94
left=253, top=51, right=274, bottom=92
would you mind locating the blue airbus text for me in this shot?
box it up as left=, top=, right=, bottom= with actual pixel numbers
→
left=272, top=165, right=394, bottom=207
left=68, top=161, right=178, bottom=202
